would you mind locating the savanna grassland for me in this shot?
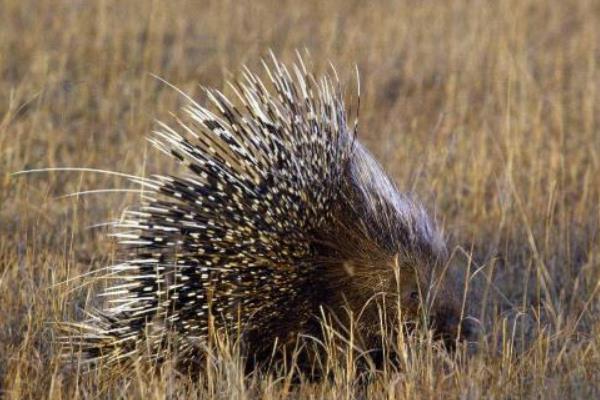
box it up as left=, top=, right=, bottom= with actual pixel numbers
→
left=1, top=0, right=600, bottom=398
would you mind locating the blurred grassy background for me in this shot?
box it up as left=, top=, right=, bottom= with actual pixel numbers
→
left=1, top=0, right=599, bottom=398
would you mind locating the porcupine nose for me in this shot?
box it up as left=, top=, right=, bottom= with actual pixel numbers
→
left=460, top=317, right=478, bottom=341
left=432, top=308, right=478, bottom=349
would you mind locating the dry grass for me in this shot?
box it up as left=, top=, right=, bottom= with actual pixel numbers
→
left=1, top=0, right=600, bottom=398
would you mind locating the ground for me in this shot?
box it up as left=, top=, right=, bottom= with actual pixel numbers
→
left=1, top=0, right=599, bottom=398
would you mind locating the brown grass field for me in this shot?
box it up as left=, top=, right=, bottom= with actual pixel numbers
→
left=1, top=0, right=600, bottom=398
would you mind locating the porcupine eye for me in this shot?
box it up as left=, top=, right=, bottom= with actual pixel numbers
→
left=409, top=291, right=419, bottom=301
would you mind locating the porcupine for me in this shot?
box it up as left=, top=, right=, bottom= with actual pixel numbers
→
left=63, top=53, right=475, bottom=367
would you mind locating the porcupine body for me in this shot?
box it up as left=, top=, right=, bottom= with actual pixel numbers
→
left=66, top=54, right=471, bottom=366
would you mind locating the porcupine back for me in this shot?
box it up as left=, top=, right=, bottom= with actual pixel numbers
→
left=64, top=54, right=360, bottom=365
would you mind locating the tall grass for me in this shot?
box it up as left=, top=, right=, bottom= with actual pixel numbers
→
left=1, top=0, right=599, bottom=398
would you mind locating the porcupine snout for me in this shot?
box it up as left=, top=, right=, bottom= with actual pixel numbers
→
left=430, top=304, right=479, bottom=349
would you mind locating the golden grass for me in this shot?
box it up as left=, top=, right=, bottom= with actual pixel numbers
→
left=1, top=0, right=599, bottom=398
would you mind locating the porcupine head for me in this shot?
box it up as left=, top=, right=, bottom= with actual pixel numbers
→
left=63, top=53, right=476, bottom=367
